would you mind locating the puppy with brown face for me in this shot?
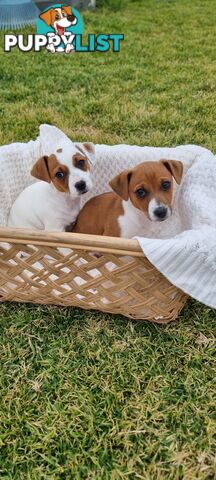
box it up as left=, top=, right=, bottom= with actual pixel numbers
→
left=72, top=159, right=183, bottom=237
left=39, top=6, right=77, bottom=53
left=39, top=6, right=77, bottom=36
left=8, top=140, right=95, bottom=231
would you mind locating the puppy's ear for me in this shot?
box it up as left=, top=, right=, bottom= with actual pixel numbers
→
left=75, top=143, right=95, bottom=165
left=62, top=5, right=72, bottom=15
left=83, top=142, right=95, bottom=155
left=109, top=170, right=132, bottom=201
left=39, top=9, right=54, bottom=26
left=31, top=156, right=51, bottom=183
left=161, top=159, right=183, bottom=185
left=83, top=142, right=95, bottom=163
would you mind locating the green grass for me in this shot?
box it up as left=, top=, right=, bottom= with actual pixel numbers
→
left=0, top=0, right=216, bottom=478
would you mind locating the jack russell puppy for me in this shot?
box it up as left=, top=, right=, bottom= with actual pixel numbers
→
left=8, top=140, right=95, bottom=232
left=72, top=159, right=183, bottom=237
left=39, top=6, right=77, bottom=54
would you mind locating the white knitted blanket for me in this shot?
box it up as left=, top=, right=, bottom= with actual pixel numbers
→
left=0, top=125, right=215, bottom=309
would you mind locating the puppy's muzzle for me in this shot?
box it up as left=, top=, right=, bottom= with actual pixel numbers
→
left=75, top=180, right=87, bottom=194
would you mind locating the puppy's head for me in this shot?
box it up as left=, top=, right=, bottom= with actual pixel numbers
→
left=31, top=141, right=95, bottom=197
left=39, top=6, right=77, bottom=33
left=109, top=160, right=183, bottom=222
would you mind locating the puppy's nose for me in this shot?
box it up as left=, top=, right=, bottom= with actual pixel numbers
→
left=67, top=14, right=76, bottom=22
left=75, top=180, right=87, bottom=194
left=154, top=206, right=168, bottom=220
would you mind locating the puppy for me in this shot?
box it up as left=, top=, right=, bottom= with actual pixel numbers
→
left=8, top=140, right=95, bottom=232
left=40, top=6, right=77, bottom=35
left=39, top=6, right=77, bottom=53
left=72, top=159, right=183, bottom=237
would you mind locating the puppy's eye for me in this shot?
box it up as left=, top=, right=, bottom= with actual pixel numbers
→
left=161, top=180, right=171, bottom=191
left=55, top=14, right=60, bottom=20
left=62, top=12, right=67, bottom=17
left=55, top=171, right=65, bottom=179
left=77, top=159, right=85, bottom=170
left=135, top=188, right=147, bottom=198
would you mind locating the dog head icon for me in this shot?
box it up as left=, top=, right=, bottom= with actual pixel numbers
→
left=39, top=5, right=77, bottom=35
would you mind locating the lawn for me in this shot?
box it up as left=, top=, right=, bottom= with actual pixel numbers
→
left=0, top=0, right=216, bottom=478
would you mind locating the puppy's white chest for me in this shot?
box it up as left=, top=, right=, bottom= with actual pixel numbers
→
left=50, top=193, right=80, bottom=228
left=118, top=200, right=146, bottom=238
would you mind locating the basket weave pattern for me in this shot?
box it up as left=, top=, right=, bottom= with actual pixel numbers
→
left=0, top=229, right=188, bottom=323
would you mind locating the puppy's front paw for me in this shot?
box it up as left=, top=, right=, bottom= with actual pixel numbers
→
left=65, top=44, right=75, bottom=54
left=47, top=44, right=55, bottom=54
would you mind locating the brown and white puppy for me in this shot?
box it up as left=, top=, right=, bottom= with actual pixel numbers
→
left=40, top=6, right=77, bottom=35
left=8, top=139, right=95, bottom=231
left=39, top=6, right=77, bottom=53
left=72, top=160, right=183, bottom=237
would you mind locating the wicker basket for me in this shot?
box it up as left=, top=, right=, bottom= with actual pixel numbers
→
left=0, top=228, right=188, bottom=323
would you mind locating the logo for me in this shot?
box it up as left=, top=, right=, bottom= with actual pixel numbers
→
left=4, top=4, right=124, bottom=54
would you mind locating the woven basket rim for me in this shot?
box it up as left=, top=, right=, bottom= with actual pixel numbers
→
left=0, top=227, right=143, bottom=257
left=0, top=227, right=188, bottom=322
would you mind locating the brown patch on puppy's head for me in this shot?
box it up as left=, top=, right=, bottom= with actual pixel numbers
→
left=31, top=155, right=69, bottom=193
left=72, top=153, right=90, bottom=172
left=62, top=5, right=72, bottom=15
left=61, top=5, right=76, bottom=22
